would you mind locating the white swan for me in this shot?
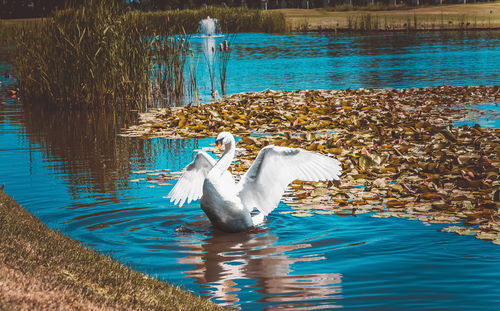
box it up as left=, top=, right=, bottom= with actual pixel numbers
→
left=167, top=132, right=342, bottom=233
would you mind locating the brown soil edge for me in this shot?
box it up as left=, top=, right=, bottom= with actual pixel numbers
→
left=0, top=188, right=222, bottom=311
left=295, top=26, right=500, bottom=33
left=279, top=3, right=500, bottom=32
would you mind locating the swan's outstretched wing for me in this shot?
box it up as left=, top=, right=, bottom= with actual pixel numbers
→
left=167, top=151, right=216, bottom=207
left=237, top=145, right=341, bottom=215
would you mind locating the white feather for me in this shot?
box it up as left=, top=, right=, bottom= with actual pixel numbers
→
left=167, top=132, right=342, bottom=232
left=236, top=145, right=341, bottom=215
left=166, top=151, right=216, bottom=207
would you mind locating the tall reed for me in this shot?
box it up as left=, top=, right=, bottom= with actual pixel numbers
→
left=347, top=14, right=381, bottom=31
left=151, top=36, right=191, bottom=107
left=15, top=0, right=153, bottom=109
left=218, top=35, right=236, bottom=97
left=0, top=20, right=25, bottom=46
left=186, top=49, right=200, bottom=105
left=13, top=3, right=274, bottom=109
left=128, top=6, right=287, bottom=35
left=201, top=37, right=218, bottom=98
left=199, top=33, right=236, bottom=99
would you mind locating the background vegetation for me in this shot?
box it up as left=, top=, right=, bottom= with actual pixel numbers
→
left=283, top=2, right=500, bottom=31
left=3, top=0, right=498, bottom=109
left=14, top=1, right=153, bottom=109
left=131, top=6, right=286, bottom=33
left=9, top=1, right=286, bottom=109
left=1, top=0, right=496, bottom=19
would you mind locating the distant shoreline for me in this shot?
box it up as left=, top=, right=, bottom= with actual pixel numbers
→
left=295, top=25, right=500, bottom=33
left=280, top=3, right=500, bottom=32
left=1, top=3, right=499, bottom=34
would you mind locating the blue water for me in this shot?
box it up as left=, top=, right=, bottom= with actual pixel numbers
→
left=189, top=31, right=500, bottom=101
left=453, top=103, right=500, bottom=128
left=1, top=32, right=500, bottom=310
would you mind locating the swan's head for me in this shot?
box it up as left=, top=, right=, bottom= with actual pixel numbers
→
left=213, top=132, right=234, bottom=152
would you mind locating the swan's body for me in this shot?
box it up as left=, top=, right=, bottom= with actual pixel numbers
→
left=167, top=132, right=341, bottom=233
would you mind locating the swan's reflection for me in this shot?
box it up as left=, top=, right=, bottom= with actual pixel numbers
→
left=178, top=225, right=342, bottom=310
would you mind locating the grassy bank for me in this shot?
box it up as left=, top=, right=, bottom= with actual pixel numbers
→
left=281, top=3, right=500, bottom=31
left=122, top=86, right=500, bottom=244
left=0, top=189, right=222, bottom=310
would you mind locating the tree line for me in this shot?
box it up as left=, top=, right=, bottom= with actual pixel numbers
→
left=0, top=0, right=490, bottom=19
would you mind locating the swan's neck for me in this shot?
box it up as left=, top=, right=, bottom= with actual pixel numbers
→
left=212, top=140, right=235, bottom=176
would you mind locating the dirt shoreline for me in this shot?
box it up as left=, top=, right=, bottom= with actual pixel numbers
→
left=0, top=189, right=222, bottom=311
left=297, top=25, right=500, bottom=33
left=279, top=3, right=500, bottom=31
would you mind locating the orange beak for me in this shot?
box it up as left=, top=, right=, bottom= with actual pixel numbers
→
left=214, top=140, right=222, bottom=152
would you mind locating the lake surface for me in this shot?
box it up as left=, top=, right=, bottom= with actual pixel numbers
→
left=1, top=31, right=500, bottom=310
left=190, top=31, right=500, bottom=102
